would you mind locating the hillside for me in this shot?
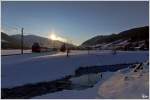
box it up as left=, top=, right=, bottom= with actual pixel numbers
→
left=1, top=32, right=75, bottom=49
left=11, top=34, right=54, bottom=48
left=1, top=32, right=24, bottom=49
left=82, top=26, right=149, bottom=46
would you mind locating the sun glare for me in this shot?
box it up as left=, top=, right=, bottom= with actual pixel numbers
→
left=49, top=34, right=67, bottom=42
left=50, top=34, right=57, bottom=40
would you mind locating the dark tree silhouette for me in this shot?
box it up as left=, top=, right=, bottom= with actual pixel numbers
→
left=60, top=43, right=66, bottom=52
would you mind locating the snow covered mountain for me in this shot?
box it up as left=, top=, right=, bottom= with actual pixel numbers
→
left=82, top=26, right=149, bottom=50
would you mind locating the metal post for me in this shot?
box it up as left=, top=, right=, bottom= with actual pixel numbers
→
left=21, top=28, right=24, bottom=54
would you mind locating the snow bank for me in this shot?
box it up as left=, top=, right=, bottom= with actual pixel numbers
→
left=98, top=64, right=149, bottom=99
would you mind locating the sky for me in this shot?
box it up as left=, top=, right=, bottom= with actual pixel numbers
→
left=1, top=1, right=149, bottom=45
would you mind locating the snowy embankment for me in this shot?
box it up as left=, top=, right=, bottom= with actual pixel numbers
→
left=98, top=62, right=149, bottom=99
left=1, top=50, right=148, bottom=88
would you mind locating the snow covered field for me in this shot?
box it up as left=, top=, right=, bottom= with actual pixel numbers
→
left=1, top=50, right=149, bottom=99
left=1, top=49, right=32, bottom=55
left=2, top=50, right=148, bottom=87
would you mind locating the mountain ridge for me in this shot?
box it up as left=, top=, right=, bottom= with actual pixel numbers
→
left=1, top=32, right=75, bottom=49
left=81, top=26, right=149, bottom=46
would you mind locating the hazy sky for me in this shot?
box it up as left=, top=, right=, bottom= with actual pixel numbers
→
left=1, top=1, right=149, bottom=45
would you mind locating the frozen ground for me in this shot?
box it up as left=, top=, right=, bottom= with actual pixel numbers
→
left=1, top=50, right=148, bottom=89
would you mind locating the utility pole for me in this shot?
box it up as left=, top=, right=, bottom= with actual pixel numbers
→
left=21, top=28, right=24, bottom=54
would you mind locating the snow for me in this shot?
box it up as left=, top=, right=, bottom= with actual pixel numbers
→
left=33, top=87, right=99, bottom=99
left=1, top=49, right=32, bottom=55
left=70, top=73, right=102, bottom=87
left=33, top=84, right=101, bottom=99
left=2, top=51, right=100, bottom=88
left=98, top=64, right=149, bottom=99
left=33, top=62, right=149, bottom=99
left=116, top=40, right=129, bottom=46
left=89, top=50, right=148, bottom=65
left=1, top=50, right=148, bottom=88
left=33, top=72, right=114, bottom=99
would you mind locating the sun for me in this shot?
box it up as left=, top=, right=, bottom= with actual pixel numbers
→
left=50, top=34, right=57, bottom=40
left=49, top=33, right=67, bottom=42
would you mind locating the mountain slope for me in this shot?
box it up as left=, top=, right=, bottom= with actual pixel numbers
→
left=11, top=34, right=75, bottom=48
left=1, top=32, right=23, bottom=49
left=1, top=33, right=75, bottom=49
left=11, top=34, right=53, bottom=48
left=82, top=26, right=149, bottom=46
